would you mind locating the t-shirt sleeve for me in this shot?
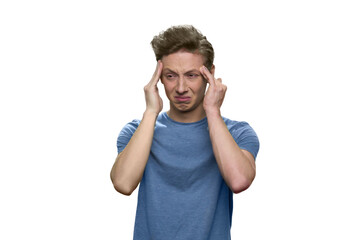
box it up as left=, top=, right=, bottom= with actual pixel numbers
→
left=229, top=121, right=260, bottom=160
left=116, top=119, right=141, bottom=154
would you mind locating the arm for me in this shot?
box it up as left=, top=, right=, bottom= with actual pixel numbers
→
left=110, top=61, right=163, bottom=196
left=200, top=66, right=256, bottom=194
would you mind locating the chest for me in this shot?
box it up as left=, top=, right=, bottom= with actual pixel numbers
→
left=147, top=125, right=218, bottom=185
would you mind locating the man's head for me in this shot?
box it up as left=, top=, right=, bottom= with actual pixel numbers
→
left=151, top=25, right=214, bottom=70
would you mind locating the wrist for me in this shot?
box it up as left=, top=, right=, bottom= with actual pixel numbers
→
left=143, top=109, right=159, bottom=120
left=205, top=107, right=221, bottom=118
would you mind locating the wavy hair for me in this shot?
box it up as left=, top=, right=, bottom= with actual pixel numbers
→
left=151, top=25, right=214, bottom=69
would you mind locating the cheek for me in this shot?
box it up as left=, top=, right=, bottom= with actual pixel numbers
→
left=197, top=82, right=207, bottom=93
left=163, top=81, right=176, bottom=94
left=189, top=82, right=207, bottom=96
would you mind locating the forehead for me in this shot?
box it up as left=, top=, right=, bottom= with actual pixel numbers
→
left=162, top=50, right=204, bottom=72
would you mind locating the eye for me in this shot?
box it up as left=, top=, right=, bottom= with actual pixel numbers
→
left=187, top=73, right=199, bottom=79
left=165, top=73, right=178, bottom=80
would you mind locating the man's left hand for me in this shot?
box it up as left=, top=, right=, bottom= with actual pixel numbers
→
left=200, top=66, right=227, bottom=115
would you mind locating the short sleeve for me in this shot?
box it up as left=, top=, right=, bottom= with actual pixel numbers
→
left=228, top=121, right=260, bottom=160
left=117, top=119, right=141, bottom=154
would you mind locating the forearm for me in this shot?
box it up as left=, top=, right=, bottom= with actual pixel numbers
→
left=207, top=111, right=256, bottom=193
left=111, top=111, right=157, bottom=195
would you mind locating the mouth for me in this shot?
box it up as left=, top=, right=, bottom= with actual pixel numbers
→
left=174, top=96, right=191, bottom=102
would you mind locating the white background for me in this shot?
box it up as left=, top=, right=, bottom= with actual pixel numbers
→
left=1, top=0, right=359, bottom=239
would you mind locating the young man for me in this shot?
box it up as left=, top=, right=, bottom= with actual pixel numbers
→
left=111, top=25, right=259, bottom=240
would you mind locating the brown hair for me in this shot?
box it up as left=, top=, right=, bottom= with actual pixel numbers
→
left=151, top=25, right=214, bottom=69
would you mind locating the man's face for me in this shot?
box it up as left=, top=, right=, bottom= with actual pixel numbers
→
left=161, top=50, right=209, bottom=115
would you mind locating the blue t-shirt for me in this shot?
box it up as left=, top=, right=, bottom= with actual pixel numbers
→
left=117, top=112, right=259, bottom=240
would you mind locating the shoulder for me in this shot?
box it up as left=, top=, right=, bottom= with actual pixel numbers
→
left=116, top=119, right=141, bottom=153
left=223, top=117, right=254, bottom=134
left=118, top=112, right=168, bottom=137
left=222, top=117, right=260, bottom=159
left=119, top=119, right=141, bottom=136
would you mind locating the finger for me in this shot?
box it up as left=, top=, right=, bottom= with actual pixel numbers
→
left=150, top=60, right=163, bottom=85
left=217, top=78, right=222, bottom=83
left=200, top=66, right=215, bottom=85
left=154, top=60, right=163, bottom=81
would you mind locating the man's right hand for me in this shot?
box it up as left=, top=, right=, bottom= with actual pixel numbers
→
left=111, top=61, right=163, bottom=195
left=144, top=60, right=163, bottom=115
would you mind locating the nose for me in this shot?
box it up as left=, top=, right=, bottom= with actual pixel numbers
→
left=176, top=77, right=188, bottom=94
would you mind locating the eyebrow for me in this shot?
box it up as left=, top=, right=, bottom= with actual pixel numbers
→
left=163, top=68, right=177, bottom=74
left=185, top=69, right=200, bottom=74
left=163, top=68, right=200, bottom=74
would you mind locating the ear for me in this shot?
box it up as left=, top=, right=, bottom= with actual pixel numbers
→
left=210, top=64, right=215, bottom=75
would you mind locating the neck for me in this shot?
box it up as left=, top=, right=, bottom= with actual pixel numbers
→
left=167, top=104, right=206, bottom=123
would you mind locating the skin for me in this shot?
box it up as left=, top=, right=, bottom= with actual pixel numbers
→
left=110, top=49, right=256, bottom=195
left=200, top=65, right=256, bottom=193
left=160, top=49, right=209, bottom=123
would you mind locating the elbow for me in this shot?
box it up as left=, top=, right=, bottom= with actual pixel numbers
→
left=110, top=173, right=135, bottom=196
left=112, top=179, right=135, bottom=196
left=230, top=179, right=251, bottom=194
left=113, top=183, right=134, bottom=196
left=229, top=172, right=256, bottom=194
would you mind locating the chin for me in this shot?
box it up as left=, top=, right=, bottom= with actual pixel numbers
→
left=176, top=105, right=193, bottom=112
left=178, top=103, right=202, bottom=113
left=170, top=102, right=190, bottom=112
